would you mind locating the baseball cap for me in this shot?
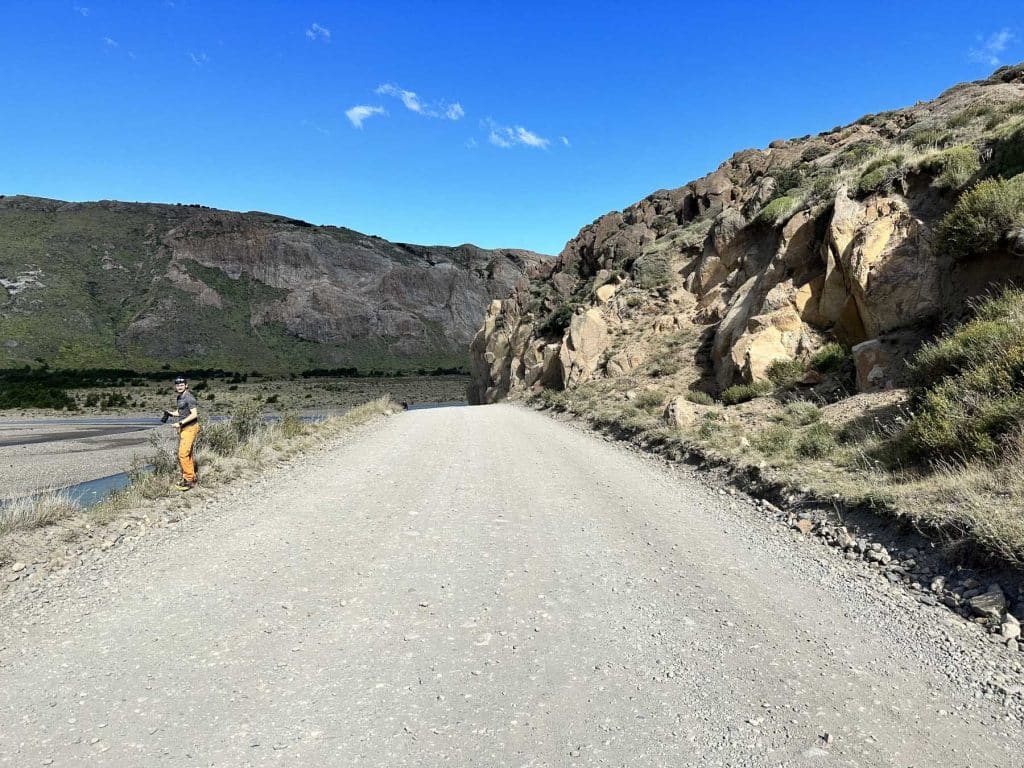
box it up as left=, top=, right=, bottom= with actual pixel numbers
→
left=173, top=375, right=187, bottom=384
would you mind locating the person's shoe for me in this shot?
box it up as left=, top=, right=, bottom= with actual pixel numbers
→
left=175, top=480, right=193, bottom=492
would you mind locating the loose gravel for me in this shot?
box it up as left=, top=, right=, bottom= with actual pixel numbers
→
left=1, top=403, right=1022, bottom=766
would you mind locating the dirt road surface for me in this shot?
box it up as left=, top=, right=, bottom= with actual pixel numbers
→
left=1, top=404, right=1022, bottom=766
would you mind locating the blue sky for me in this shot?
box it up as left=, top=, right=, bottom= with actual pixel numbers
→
left=1, top=2, right=1020, bottom=254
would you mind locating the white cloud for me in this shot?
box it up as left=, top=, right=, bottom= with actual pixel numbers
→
left=306, top=23, right=331, bottom=42
left=103, top=36, right=118, bottom=48
left=969, top=28, right=1014, bottom=66
left=515, top=126, right=549, bottom=148
left=560, top=136, right=571, bottom=147
left=376, top=83, right=424, bottom=114
left=345, top=105, right=386, bottom=128
left=484, top=119, right=551, bottom=149
left=488, top=129, right=513, bottom=148
left=74, top=6, right=90, bottom=16
left=188, top=51, right=208, bottom=66
left=465, top=137, right=478, bottom=149
left=375, top=83, right=463, bottom=121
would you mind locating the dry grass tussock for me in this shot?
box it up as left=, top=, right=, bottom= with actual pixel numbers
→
left=4, top=397, right=400, bottom=540
left=0, top=490, right=81, bottom=536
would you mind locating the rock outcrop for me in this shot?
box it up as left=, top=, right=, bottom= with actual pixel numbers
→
left=469, top=63, right=1024, bottom=404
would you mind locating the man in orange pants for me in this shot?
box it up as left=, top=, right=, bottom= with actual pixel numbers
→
left=169, top=375, right=200, bottom=491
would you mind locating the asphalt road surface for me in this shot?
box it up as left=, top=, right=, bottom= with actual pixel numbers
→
left=1, top=404, right=1022, bottom=766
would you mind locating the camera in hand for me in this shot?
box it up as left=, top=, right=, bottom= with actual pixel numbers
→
left=160, top=411, right=171, bottom=424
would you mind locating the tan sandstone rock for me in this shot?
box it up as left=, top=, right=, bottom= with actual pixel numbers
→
left=559, top=309, right=610, bottom=387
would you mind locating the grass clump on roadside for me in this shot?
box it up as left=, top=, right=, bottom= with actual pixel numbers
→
left=899, top=288, right=1024, bottom=463
left=0, top=491, right=80, bottom=536
left=83, top=396, right=400, bottom=527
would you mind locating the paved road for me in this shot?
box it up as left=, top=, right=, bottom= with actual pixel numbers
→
left=1, top=405, right=1022, bottom=766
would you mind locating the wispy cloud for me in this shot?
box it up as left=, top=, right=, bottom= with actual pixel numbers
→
left=969, top=28, right=1014, bottom=66
left=306, top=22, right=330, bottom=42
left=103, top=36, right=118, bottom=48
left=74, top=5, right=90, bottom=16
left=301, top=119, right=331, bottom=135
left=188, top=51, right=208, bottom=66
left=484, top=119, right=550, bottom=149
left=345, top=105, right=387, bottom=129
left=375, top=83, right=464, bottom=121
left=560, top=136, right=571, bottom=147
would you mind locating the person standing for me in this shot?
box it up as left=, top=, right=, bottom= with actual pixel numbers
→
left=169, top=375, right=200, bottom=491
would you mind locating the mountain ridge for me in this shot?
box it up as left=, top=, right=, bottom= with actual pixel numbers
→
left=0, top=195, right=550, bottom=372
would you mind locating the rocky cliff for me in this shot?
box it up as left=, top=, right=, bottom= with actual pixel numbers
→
left=0, top=197, right=548, bottom=371
left=470, top=64, right=1024, bottom=404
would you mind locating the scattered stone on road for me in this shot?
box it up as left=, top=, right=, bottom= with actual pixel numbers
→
left=1, top=404, right=1023, bottom=766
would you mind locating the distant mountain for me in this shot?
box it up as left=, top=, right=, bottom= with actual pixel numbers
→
left=0, top=196, right=550, bottom=372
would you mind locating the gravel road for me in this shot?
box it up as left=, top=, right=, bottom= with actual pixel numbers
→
left=1, top=404, right=1022, bottom=766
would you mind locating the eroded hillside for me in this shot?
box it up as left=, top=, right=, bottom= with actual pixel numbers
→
left=0, top=197, right=548, bottom=372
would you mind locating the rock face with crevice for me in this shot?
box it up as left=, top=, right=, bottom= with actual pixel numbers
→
left=470, top=63, right=1024, bottom=403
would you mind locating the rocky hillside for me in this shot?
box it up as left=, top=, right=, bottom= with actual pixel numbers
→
left=470, top=64, right=1024, bottom=404
left=468, top=64, right=1024, bottom=568
left=0, top=197, right=548, bottom=372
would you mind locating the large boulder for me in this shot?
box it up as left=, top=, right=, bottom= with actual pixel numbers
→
left=851, top=332, right=922, bottom=392
left=559, top=308, right=610, bottom=387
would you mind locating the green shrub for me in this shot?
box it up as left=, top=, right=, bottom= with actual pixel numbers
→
left=752, top=424, right=793, bottom=455
left=810, top=342, right=849, bottom=373
left=948, top=103, right=996, bottom=128
left=198, top=422, right=239, bottom=456
left=0, top=383, right=76, bottom=410
left=810, top=170, right=840, bottom=199
left=633, top=250, right=673, bottom=288
left=634, top=388, right=666, bottom=412
left=229, top=400, right=265, bottom=443
left=720, top=380, right=773, bottom=405
left=900, top=289, right=1024, bottom=462
left=782, top=401, right=821, bottom=427
left=279, top=413, right=307, bottom=438
left=539, top=302, right=578, bottom=336
left=697, top=411, right=722, bottom=440
left=795, top=422, right=838, bottom=457
left=800, top=144, right=830, bottom=162
left=935, top=173, right=1024, bottom=260
left=856, top=162, right=900, bottom=197
left=921, top=145, right=980, bottom=190
left=768, top=166, right=805, bottom=194
left=685, top=390, right=715, bottom=405
left=907, top=127, right=950, bottom=149
left=837, top=139, right=882, bottom=168
left=755, top=196, right=799, bottom=226
left=766, top=359, right=806, bottom=388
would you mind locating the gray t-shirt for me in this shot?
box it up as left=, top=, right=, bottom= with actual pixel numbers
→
left=176, top=391, right=199, bottom=424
